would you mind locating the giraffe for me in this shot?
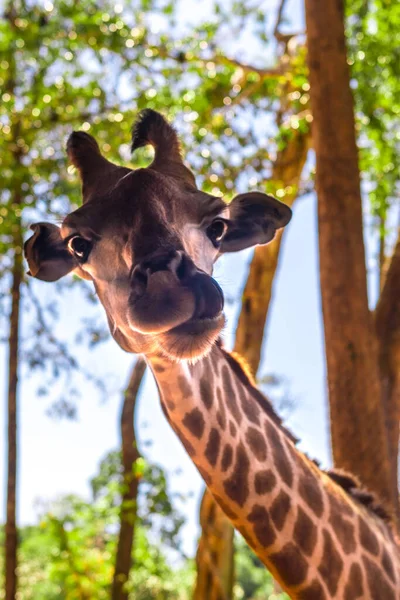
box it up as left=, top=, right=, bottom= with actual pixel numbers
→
left=24, top=109, right=400, bottom=599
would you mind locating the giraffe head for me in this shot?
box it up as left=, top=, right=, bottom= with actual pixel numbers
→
left=24, top=110, right=291, bottom=360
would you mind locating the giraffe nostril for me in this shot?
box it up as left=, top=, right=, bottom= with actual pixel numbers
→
left=131, top=264, right=148, bottom=297
left=174, top=253, right=197, bottom=281
left=192, top=274, right=224, bottom=320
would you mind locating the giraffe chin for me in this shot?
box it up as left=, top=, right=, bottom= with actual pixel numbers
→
left=157, top=313, right=225, bottom=362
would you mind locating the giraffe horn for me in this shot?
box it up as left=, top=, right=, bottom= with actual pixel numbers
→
left=67, top=131, right=130, bottom=203
left=131, top=109, right=197, bottom=189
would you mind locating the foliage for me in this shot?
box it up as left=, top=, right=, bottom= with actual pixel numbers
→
left=0, top=0, right=309, bottom=257
left=0, top=450, right=193, bottom=599
left=0, top=0, right=308, bottom=415
left=346, top=0, right=400, bottom=225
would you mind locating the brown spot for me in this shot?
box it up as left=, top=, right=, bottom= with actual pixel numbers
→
left=208, top=501, right=216, bottom=522
left=200, top=377, right=213, bottom=410
left=216, top=388, right=227, bottom=430
left=329, top=504, right=356, bottom=555
left=317, top=529, right=344, bottom=596
left=182, top=408, right=205, bottom=439
left=177, top=375, right=191, bottom=397
left=221, top=444, right=233, bottom=472
left=245, top=427, right=267, bottom=461
left=269, top=543, right=308, bottom=586
left=329, top=488, right=353, bottom=517
left=153, top=363, right=165, bottom=373
left=197, top=465, right=212, bottom=486
left=205, top=428, right=221, bottom=467
left=255, top=470, right=276, bottom=495
left=177, top=430, right=196, bottom=457
left=265, top=421, right=293, bottom=486
left=298, top=580, right=327, bottom=600
left=270, top=490, right=291, bottom=531
left=359, top=516, right=379, bottom=556
left=344, top=563, right=364, bottom=600
left=206, top=570, right=212, bottom=594
left=160, top=400, right=172, bottom=424
left=382, top=547, right=396, bottom=583
left=247, top=504, right=276, bottom=547
left=362, top=554, right=396, bottom=600
left=237, top=524, right=256, bottom=548
left=229, top=421, right=237, bottom=437
left=217, top=386, right=223, bottom=403
left=223, top=443, right=250, bottom=507
left=164, top=398, right=176, bottom=411
left=213, top=494, right=238, bottom=521
left=216, top=411, right=226, bottom=430
left=298, top=473, right=324, bottom=518
left=294, top=507, right=318, bottom=557
left=222, top=365, right=242, bottom=425
left=240, top=393, right=261, bottom=425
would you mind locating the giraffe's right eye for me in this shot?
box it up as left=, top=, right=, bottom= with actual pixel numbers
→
left=68, top=236, right=92, bottom=261
left=206, top=219, right=228, bottom=248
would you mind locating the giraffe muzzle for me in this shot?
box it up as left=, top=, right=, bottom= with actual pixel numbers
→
left=127, top=251, right=224, bottom=335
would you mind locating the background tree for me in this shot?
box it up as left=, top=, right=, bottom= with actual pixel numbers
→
left=1, top=449, right=192, bottom=600
left=305, top=0, right=400, bottom=523
left=112, top=358, right=146, bottom=600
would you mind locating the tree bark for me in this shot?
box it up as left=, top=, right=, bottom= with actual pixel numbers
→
left=193, top=490, right=234, bottom=600
left=4, top=6, right=23, bottom=596
left=5, top=204, right=23, bottom=600
left=193, top=128, right=310, bottom=599
left=111, top=358, right=146, bottom=600
left=305, top=0, right=397, bottom=516
left=375, top=231, right=400, bottom=516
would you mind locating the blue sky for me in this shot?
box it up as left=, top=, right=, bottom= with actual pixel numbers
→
left=0, top=0, right=352, bottom=559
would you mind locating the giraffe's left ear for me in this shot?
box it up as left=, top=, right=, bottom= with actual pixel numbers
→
left=220, top=192, right=292, bottom=253
left=24, top=223, right=78, bottom=281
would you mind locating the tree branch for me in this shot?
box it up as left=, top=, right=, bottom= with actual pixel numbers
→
left=215, top=54, right=285, bottom=77
left=274, top=0, right=289, bottom=39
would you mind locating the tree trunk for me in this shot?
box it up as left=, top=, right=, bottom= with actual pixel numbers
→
left=305, top=0, right=398, bottom=517
left=5, top=206, right=23, bottom=600
left=375, top=232, right=400, bottom=519
left=112, top=358, right=146, bottom=600
left=193, top=489, right=234, bottom=600
left=193, top=127, right=310, bottom=599
left=3, top=6, right=23, bottom=596
left=234, top=128, right=310, bottom=372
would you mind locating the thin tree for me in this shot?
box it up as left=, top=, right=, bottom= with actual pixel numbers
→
left=4, top=5, right=23, bottom=597
left=112, top=357, right=146, bottom=600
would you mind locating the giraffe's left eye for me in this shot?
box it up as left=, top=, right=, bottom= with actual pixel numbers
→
left=68, top=236, right=92, bottom=261
left=206, top=219, right=228, bottom=247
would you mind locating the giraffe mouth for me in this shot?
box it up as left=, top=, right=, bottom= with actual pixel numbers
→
left=158, top=313, right=226, bottom=360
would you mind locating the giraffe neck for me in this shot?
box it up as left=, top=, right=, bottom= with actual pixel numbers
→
left=147, top=343, right=400, bottom=599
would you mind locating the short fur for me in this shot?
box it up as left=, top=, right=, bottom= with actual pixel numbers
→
left=218, top=340, right=394, bottom=527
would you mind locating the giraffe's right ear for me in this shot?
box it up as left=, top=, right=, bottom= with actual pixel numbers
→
left=24, top=223, right=77, bottom=282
